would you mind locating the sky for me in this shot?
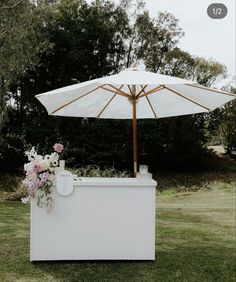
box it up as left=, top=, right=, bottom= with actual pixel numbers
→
left=87, top=0, right=235, bottom=85
left=145, top=0, right=235, bottom=85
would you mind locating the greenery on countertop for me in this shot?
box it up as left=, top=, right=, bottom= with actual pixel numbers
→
left=70, top=165, right=130, bottom=178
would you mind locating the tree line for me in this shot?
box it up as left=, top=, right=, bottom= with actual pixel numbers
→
left=0, top=0, right=235, bottom=172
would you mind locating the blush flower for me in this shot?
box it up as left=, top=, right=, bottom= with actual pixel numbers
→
left=34, top=163, right=41, bottom=172
left=22, top=144, right=65, bottom=210
left=53, top=143, right=64, bottom=153
left=38, top=160, right=50, bottom=172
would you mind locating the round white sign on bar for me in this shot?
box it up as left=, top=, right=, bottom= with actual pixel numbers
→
left=56, top=170, right=74, bottom=196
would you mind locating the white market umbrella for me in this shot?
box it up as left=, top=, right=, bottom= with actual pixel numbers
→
left=36, top=68, right=236, bottom=175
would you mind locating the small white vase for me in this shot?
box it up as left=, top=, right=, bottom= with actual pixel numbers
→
left=59, top=160, right=65, bottom=169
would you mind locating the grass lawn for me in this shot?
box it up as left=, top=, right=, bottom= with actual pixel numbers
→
left=0, top=182, right=235, bottom=281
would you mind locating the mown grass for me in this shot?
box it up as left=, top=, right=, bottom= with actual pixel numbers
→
left=0, top=182, right=235, bottom=281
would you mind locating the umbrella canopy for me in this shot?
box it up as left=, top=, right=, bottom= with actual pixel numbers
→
left=36, top=68, right=236, bottom=174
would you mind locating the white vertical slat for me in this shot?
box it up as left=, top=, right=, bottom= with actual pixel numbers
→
left=30, top=178, right=156, bottom=261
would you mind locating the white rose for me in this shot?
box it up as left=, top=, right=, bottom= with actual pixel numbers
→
left=49, top=167, right=55, bottom=172
left=35, top=155, right=43, bottom=162
left=24, top=163, right=29, bottom=172
left=49, top=152, right=59, bottom=166
left=25, top=147, right=37, bottom=161
left=24, top=163, right=33, bottom=172
left=39, top=160, right=50, bottom=172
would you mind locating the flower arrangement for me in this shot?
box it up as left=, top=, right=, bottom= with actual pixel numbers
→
left=21, top=143, right=64, bottom=211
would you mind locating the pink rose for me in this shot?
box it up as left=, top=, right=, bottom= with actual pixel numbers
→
left=53, top=143, right=64, bottom=153
left=34, top=163, right=41, bottom=172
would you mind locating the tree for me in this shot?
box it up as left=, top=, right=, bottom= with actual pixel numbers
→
left=0, top=0, right=132, bottom=171
left=217, top=87, right=236, bottom=155
left=157, top=48, right=195, bottom=79
left=135, top=11, right=184, bottom=72
left=206, top=87, right=236, bottom=156
left=220, top=100, right=236, bottom=155
left=192, top=57, right=227, bottom=87
left=134, top=42, right=228, bottom=169
left=0, top=0, right=231, bottom=173
left=0, top=0, right=54, bottom=126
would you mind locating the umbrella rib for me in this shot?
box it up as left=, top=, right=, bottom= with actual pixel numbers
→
left=108, top=84, right=130, bottom=98
left=128, top=85, right=133, bottom=96
left=164, top=85, right=211, bottom=111
left=49, top=85, right=102, bottom=115
left=139, top=84, right=158, bottom=118
left=139, top=85, right=164, bottom=98
left=185, top=84, right=236, bottom=97
left=136, top=84, right=148, bottom=98
left=97, top=85, right=124, bottom=118
left=97, top=93, right=117, bottom=118
left=101, top=85, right=130, bottom=98
left=107, top=84, right=130, bottom=97
left=145, top=96, right=157, bottom=118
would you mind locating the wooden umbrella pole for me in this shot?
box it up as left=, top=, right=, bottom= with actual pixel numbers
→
left=132, top=86, right=138, bottom=177
left=132, top=98, right=137, bottom=176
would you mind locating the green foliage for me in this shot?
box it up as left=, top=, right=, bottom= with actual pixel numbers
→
left=193, top=57, right=227, bottom=87
left=156, top=49, right=227, bottom=86
left=0, top=173, right=22, bottom=192
left=138, top=115, right=213, bottom=171
left=42, top=0, right=129, bottom=85
left=0, top=0, right=231, bottom=173
left=5, top=181, right=27, bottom=201
left=70, top=165, right=130, bottom=178
left=0, top=1, right=50, bottom=80
left=155, top=168, right=236, bottom=192
left=135, top=11, right=184, bottom=72
left=0, top=0, right=56, bottom=127
left=207, top=87, right=236, bottom=155
left=58, top=118, right=132, bottom=169
left=219, top=98, right=236, bottom=155
left=0, top=133, right=26, bottom=171
left=158, top=48, right=195, bottom=79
